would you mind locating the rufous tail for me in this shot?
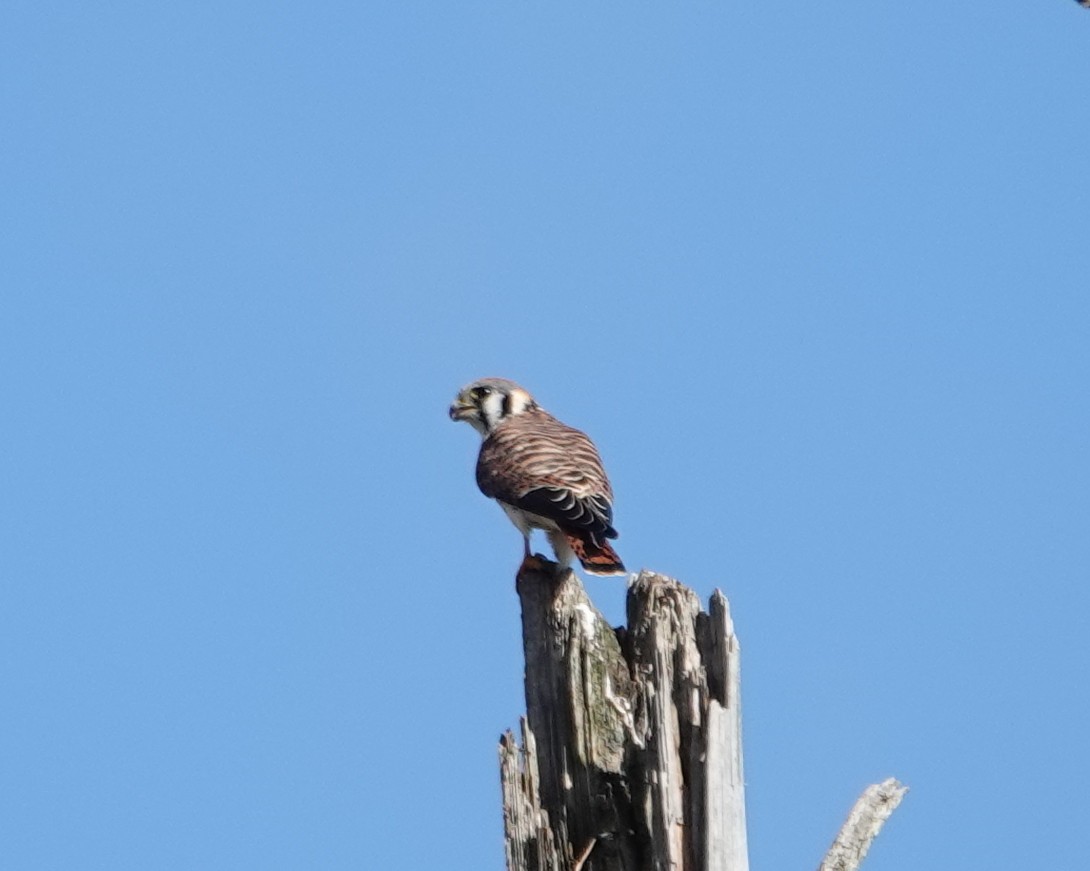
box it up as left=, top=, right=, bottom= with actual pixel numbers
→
left=565, top=532, right=626, bottom=576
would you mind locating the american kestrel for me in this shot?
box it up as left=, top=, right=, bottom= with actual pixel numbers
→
left=449, top=378, right=625, bottom=576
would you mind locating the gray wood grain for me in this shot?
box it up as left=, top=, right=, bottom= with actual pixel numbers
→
left=818, top=779, right=908, bottom=871
left=499, top=562, right=904, bottom=871
left=500, top=564, right=747, bottom=871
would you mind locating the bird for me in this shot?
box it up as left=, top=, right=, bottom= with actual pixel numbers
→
left=449, top=377, right=626, bottom=576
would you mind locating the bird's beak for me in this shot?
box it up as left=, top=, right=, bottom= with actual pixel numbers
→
left=449, top=400, right=475, bottom=422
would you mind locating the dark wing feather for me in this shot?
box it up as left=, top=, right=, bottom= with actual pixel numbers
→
left=515, top=487, right=617, bottom=542
left=476, top=409, right=618, bottom=543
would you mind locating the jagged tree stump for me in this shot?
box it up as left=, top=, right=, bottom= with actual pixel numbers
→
left=499, top=564, right=746, bottom=871
left=498, top=562, right=905, bottom=871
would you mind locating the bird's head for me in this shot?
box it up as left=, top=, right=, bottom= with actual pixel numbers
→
left=449, top=377, right=538, bottom=436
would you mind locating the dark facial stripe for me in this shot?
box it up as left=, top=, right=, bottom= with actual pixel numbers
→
left=501, top=392, right=511, bottom=418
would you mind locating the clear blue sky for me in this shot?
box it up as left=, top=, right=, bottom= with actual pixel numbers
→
left=2, top=3, right=1088, bottom=869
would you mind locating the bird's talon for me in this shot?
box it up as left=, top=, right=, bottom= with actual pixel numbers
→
left=519, top=553, right=551, bottom=574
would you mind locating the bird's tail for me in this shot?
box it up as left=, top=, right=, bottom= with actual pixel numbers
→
left=564, top=532, right=626, bottom=577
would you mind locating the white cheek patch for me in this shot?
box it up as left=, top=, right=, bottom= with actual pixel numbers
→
left=481, top=392, right=507, bottom=429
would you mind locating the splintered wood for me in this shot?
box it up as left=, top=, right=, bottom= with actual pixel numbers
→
left=499, top=567, right=747, bottom=871
left=498, top=564, right=907, bottom=871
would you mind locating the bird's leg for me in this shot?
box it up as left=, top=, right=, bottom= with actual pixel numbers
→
left=518, top=533, right=550, bottom=574
left=545, top=529, right=575, bottom=572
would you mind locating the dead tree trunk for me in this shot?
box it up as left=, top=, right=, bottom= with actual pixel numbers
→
left=498, top=562, right=905, bottom=871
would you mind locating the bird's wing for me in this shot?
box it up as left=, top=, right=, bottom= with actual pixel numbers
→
left=476, top=410, right=617, bottom=541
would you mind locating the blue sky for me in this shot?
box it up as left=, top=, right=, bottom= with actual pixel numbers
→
left=2, top=3, right=1088, bottom=869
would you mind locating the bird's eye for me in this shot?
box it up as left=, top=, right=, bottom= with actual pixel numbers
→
left=473, top=386, right=492, bottom=400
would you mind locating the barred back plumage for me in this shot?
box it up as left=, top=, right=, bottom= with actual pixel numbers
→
left=450, top=379, right=625, bottom=576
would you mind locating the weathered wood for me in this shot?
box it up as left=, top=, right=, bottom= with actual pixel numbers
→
left=499, top=562, right=905, bottom=871
left=500, top=563, right=747, bottom=871
left=626, top=571, right=746, bottom=871
left=500, top=720, right=564, bottom=871
left=502, top=563, right=641, bottom=871
left=700, top=592, right=748, bottom=871
left=818, top=778, right=908, bottom=871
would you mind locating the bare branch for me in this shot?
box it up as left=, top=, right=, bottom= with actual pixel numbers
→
left=818, top=778, right=908, bottom=871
